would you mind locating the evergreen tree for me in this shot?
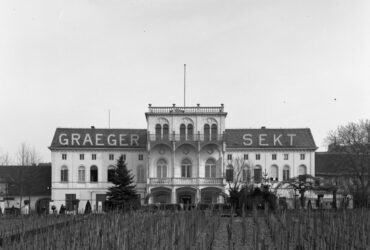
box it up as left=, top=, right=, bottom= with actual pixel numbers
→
left=106, top=154, right=139, bottom=210
left=84, top=200, right=92, bottom=214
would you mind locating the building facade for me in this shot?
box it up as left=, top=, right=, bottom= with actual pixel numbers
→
left=49, top=104, right=317, bottom=212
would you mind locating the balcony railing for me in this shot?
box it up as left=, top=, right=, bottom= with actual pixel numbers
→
left=147, top=105, right=225, bottom=114
left=149, top=177, right=224, bottom=185
left=149, top=133, right=224, bottom=142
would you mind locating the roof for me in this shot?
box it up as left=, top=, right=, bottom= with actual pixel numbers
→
left=0, top=164, right=51, bottom=196
left=315, top=152, right=367, bottom=176
left=225, top=128, right=317, bottom=149
left=50, top=128, right=147, bottom=149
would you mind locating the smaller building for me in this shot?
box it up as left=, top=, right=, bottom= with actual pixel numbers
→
left=0, top=164, right=51, bottom=214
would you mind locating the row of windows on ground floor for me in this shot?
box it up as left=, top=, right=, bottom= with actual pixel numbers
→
left=59, top=165, right=146, bottom=183
left=226, top=164, right=309, bottom=183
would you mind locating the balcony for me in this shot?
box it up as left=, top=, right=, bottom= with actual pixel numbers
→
left=149, top=133, right=224, bottom=142
left=149, top=177, right=224, bottom=186
left=146, top=104, right=225, bottom=115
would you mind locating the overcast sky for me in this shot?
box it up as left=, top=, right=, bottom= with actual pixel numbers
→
left=1, top=0, right=369, bottom=163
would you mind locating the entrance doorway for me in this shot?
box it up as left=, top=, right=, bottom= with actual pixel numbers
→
left=179, top=195, right=192, bottom=205
left=96, top=194, right=106, bottom=212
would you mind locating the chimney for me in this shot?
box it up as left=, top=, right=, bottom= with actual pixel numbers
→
left=91, top=126, right=95, bottom=129
left=261, top=126, right=266, bottom=129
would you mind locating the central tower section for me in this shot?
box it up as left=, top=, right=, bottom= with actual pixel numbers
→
left=145, top=104, right=227, bottom=204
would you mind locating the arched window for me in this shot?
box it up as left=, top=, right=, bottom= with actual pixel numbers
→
left=78, top=166, right=85, bottom=182
left=155, top=124, right=162, bottom=140
left=270, top=165, right=278, bottom=181
left=283, top=165, right=290, bottom=181
left=211, top=124, right=217, bottom=141
left=242, top=165, right=250, bottom=182
left=90, top=165, right=98, bottom=182
left=187, top=124, right=193, bottom=140
left=205, top=158, right=216, bottom=178
left=137, top=165, right=145, bottom=183
left=107, top=165, right=115, bottom=182
left=163, top=124, right=169, bottom=140
left=204, top=124, right=210, bottom=141
left=61, top=166, right=68, bottom=182
left=180, top=124, right=186, bottom=140
left=254, top=165, right=262, bottom=183
left=181, top=158, right=192, bottom=178
left=226, top=164, right=234, bottom=182
left=157, top=159, right=167, bottom=178
left=299, top=165, right=307, bottom=176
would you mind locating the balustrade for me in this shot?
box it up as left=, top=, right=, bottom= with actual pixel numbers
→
left=147, top=106, right=224, bottom=114
left=148, top=177, right=224, bottom=185
left=148, top=133, right=224, bottom=142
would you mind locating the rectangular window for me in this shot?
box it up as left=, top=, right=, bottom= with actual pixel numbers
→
left=254, top=169, right=262, bottom=183
left=138, top=154, right=143, bottom=161
left=283, top=169, right=290, bottom=181
left=109, top=154, right=114, bottom=160
left=284, top=154, right=289, bottom=160
left=62, top=154, right=67, bottom=160
left=80, top=154, right=84, bottom=160
left=78, top=168, right=85, bottom=182
left=272, top=154, right=277, bottom=160
left=300, top=154, right=305, bottom=160
left=227, top=154, right=232, bottom=160
left=122, top=154, right=126, bottom=161
left=244, top=154, right=248, bottom=160
left=65, top=194, right=76, bottom=211
left=92, top=154, right=96, bottom=160
left=256, top=154, right=260, bottom=160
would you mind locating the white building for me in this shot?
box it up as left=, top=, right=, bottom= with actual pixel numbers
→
left=49, top=104, right=317, bottom=212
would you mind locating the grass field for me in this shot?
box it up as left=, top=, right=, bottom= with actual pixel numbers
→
left=1, top=208, right=369, bottom=250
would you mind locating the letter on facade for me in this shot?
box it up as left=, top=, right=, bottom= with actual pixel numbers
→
left=119, top=134, right=128, bottom=146
left=71, top=133, right=80, bottom=146
left=95, top=134, right=104, bottom=146
left=242, top=134, right=253, bottom=146
left=83, top=134, right=93, bottom=146
left=259, top=134, right=268, bottom=146
left=107, top=134, right=117, bottom=146
left=131, top=134, right=139, bottom=146
left=287, top=134, right=296, bottom=146
left=59, top=133, right=69, bottom=146
left=273, top=134, right=283, bottom=146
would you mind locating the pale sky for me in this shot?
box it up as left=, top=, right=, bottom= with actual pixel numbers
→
left=1, top=0, right=369, bottom=163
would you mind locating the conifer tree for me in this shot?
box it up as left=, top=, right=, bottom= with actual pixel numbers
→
left=84, top=200, right=92, bottom=214
left=106, top=154, right=139, bottom=210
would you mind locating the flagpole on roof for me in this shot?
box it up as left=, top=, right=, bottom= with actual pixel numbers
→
left=184, top=64, right=186, bottom=107
left=108, top=109, right=111, bottom=128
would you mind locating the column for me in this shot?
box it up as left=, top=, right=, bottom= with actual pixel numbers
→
left=171, top=187, right=177, bottom=204
left=172, top=141, right=175, bottom=178
left=196, top=189, right=201, bottom=204
left=197, top=141, right=200, bottom=178
left=147, top=187, right=153, bottom=204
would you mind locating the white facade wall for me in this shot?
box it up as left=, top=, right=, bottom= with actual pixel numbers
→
left=51, top=150, right=147, bottom=212
left=224, top=150, right=315, bottom=181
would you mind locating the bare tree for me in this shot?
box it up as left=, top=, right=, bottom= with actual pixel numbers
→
left=226, top=156, right=252, bottom=206
left=325, top=119, right=370, bottom=207
left=0, top=151, right=12, bottom=165
left=15, top=143, right=42, bottom=166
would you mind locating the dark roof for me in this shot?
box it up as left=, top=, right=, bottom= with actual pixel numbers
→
left=225, top=128, right=316, bottom=149
left=50, top=128, right=147, bottom=149
left=0, top=164, right=51, bottom=196
left=315, top=152, right=369, bottom=176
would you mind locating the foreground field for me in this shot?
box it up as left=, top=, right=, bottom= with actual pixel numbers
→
left=1, top=209, right=370, bottom=249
